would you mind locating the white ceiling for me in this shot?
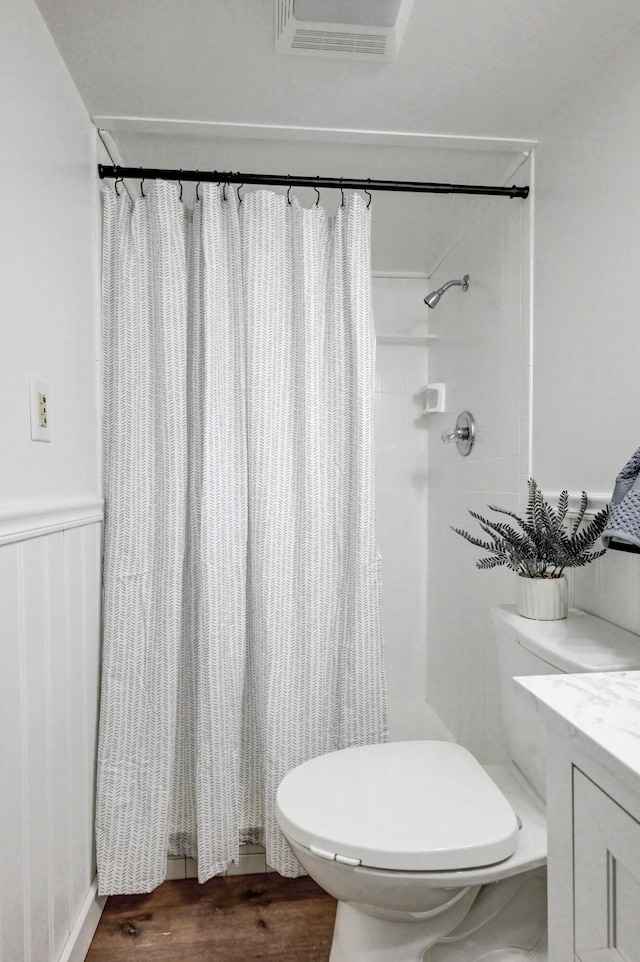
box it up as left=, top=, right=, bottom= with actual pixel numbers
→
left=32, top=0, right=640, bottom=271
left=34, top=0, right=640, bottom=138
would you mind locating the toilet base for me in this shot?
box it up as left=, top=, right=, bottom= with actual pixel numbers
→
left=426, top=870, right=547, bottom=962
left=327, top=869, right=548, bottom=962
left=329, top=887, right=481, bottom=962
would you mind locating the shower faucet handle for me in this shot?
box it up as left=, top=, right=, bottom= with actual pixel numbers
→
left=441, top=411, right=476, bottom=457
left=441, top=426, right=468, bottom=443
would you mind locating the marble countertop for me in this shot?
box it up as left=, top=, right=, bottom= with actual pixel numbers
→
left=516, top=671, right=640, bottom=783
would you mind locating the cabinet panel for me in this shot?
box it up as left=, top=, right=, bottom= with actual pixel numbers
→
left=573, top=767, right=640, bottom=962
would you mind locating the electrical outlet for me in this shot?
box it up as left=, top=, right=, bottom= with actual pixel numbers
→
left=29, top=377, right=51, bottom=442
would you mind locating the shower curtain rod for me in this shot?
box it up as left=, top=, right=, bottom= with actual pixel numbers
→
left=97, top=165, right=529, bottom=199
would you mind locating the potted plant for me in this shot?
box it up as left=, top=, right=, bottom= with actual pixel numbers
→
left=453, top=479, right=609, bottom=620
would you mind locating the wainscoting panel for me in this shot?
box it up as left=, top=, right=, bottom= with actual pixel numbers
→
left=0, top=501, right=103, bottom=962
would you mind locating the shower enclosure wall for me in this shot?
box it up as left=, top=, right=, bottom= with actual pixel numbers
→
left=426, top=161, right=532, bottom=764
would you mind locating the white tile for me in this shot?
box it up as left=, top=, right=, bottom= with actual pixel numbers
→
left=483, top=389, right=502, bottom=426
left=483, top=424, right=502, bottom=460
left=377, top=516, right=425, bottom=561
left=376, top=458, right=412, bottom=492
left=502, top=419, right=521, bottom=458
left=384, top=644, right=427, bottom=703
left=165, top=857, right=186, bottom=880
left=407, top=359, right=429, bottom=387
left=381, top=367, right=407, bottom=393
left=226, top=854, right=267, bottom=876
left=571, top=562, right=598, bottom=615
left=519, top=420, right=531, bottom=462
left=240, top=843, right=266, bottom=855
left=501, top=382, right=521, bottom=420
left=626, top=563, right=640, bottom=635
left=520, top=367, right=532, bottom=419
left=382, top=392, right=407, bottom=418
left=425, top=197, right=528, bottom=763
left=380, top=556, right=427, bottom=585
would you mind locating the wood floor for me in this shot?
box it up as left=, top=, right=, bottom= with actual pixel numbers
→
left=86, top=873, right=337, bottom=961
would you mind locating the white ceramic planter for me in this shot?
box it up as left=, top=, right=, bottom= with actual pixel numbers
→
left=516, top=575, right=568, bottom=621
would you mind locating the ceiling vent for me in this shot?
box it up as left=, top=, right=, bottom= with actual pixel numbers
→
left=275, top=0, right=414, bottom=61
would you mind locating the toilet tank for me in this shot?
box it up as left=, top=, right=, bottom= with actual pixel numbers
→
left=492, top=606, right=640, bottom=799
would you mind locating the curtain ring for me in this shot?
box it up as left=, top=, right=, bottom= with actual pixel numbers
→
left=140, top=176, right=145, bottom=199
left=314, top=176, right=320, bottom=207
left=114, top=176, right=122, bottom=197
left=196, top=171, right=200, bottom=202
left=364, top=179, right=372, bottom=209
left=340, top=179, right=345, bottom=208
left=178, top=170, right=183, bottom=202
left=287, top=183, right=292, bottom=205
left=237, top=183, right=243, bottom=204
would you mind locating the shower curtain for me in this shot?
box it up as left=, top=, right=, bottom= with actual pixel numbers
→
left=96, top=181, right=388, bottom=895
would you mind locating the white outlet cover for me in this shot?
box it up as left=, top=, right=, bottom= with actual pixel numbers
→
left=29, top=376, right=51, bottom=443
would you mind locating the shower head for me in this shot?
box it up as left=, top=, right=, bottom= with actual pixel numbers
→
left=424, top=274, right=470, bottom=309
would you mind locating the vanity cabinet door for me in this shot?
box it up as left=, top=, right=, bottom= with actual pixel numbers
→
left=573, top=768, right=640, bottom=962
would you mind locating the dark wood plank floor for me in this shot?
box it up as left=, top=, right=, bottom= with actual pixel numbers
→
left=86, top=873, right=337, bottom=961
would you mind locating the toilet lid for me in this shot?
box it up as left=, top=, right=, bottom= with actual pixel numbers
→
left=276, top=741, right=519, bottom=872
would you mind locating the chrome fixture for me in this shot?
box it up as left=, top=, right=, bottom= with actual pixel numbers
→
left=424, top=274, right=470, bottom=309
left=441, top=410, right=475, bottom=457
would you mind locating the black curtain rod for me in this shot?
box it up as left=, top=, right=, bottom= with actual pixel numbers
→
left=98, top=165, right=529, bottom=200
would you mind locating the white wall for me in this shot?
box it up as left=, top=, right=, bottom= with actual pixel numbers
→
left=425, top=164, right=531, bottom=763
left=371, top=278, right=430, bottom=733
left=0, top=0, right=99, bottom=504
left=0, top=1, right=103, bottom=960
left=423, top=24, right=640, bottom=765
left=533, top=27, right=640, bottom=632
left=533, top=24, right=640, bottom=494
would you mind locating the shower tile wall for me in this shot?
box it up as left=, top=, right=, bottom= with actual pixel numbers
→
left=426, top=164, right=532, bottom=764
left=167, top=844, right=273, bottom=880
left=570, top=552, right=640, bottom=636
left=370, top=275, right=433, bottom=727
left=374, top=341, right=430, bottom=710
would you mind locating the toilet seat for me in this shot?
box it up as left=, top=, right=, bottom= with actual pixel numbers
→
left=276, top=741, right=519, bottom=872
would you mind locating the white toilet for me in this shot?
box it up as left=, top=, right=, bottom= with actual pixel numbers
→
left=276, top=605, right=640, bottom=961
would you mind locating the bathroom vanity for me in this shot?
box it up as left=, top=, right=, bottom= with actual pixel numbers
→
left=516, top=670, right=640, bottom=962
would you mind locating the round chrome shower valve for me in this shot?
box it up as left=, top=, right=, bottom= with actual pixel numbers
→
left=441, top=410, right=475, bottom=457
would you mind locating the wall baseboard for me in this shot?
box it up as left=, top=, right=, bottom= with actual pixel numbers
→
left=0, top=495, right=103, bottom=545
left=58, top=877, right=106, bottom=962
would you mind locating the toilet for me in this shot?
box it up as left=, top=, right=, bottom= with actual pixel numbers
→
left=276, top=605, right=640, bottom=961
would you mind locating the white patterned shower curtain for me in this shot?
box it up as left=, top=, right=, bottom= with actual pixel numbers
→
left=96, top=181, right=388, bottom=895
